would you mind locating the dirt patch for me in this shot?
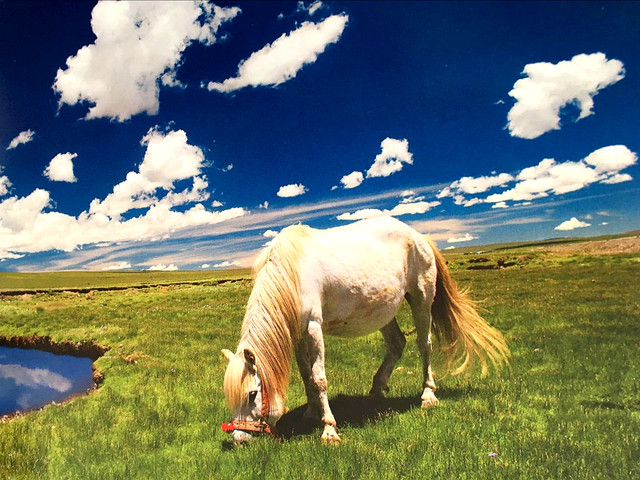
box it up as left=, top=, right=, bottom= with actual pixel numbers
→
left=541, top=236, right=640, bottom=256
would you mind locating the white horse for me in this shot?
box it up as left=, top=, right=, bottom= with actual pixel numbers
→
left=222, top=216, right=509, bottom=444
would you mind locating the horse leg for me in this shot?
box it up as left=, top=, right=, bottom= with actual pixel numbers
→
left=305, top=318, right=340, bottom=443
left=407, top=292, right=439, bottom=407
left=295, top=337, right=322, bottom=421
left=369, top=317, right=406, bottom=397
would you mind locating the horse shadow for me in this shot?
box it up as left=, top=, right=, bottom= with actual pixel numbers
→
left=275, top=387, right=469, bottom=439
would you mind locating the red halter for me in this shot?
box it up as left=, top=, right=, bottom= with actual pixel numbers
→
left=221, top=380, right=274, bottom=436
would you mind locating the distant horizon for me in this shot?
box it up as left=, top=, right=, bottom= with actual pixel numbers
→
left=1, top=1, right=638, bottom=272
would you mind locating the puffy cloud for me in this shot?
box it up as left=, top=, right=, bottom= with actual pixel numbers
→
left=0, top=129, right=247, bottom=260
left=6, top=129, right=35, bottom=150
left=213, top=260, right=239, bottom=268
left=0, top=189, right=51, bottom=233
left=447, top=233, right=478, bottom=243
left=583, top=144, right=637, bottom=173
left=277, top=183, right=307, bottom=198
left=399, top=190, right=425, bottom=204
left=102, top=262, right=132, bottom=271
left=507, top=53, right=625, bottom=139
left=262, top=229, right=279, bottom=238
left=366, top=138, right=413, bottom=178
left=297, top=1, right=324, bottom=16
left=147, top=263, right=178, bottom=271
left=206, top=14, right=348, bottom=92
left=340, top=171, right=364, bottom=189
left=448, top=173, right=514, bottom=195
left=485, top=145, right=636, bottom=204
left=44, top=153, right=78, bottom=183
left=0, top=174, right=11, bottom=196
left=0, top=364, right=72, bottom=392
left=90, top=128, right=206, bottom=218
left=439, top=145, right=636, bottom=208
left=554, top=217, right=591, bottom=231
left=438, top=171, right=514, bottom=206
left=54, top=2, right=241, bottom=121
left=600, top=173, right=632, bottom=184
left=337, top=200, right=440, bottom=221
left=491, top=202, right=509, bottom=209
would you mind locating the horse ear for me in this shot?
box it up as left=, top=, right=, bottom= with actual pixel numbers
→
left=243, top=348, right=256, bottom=367
left=221, top=349, right=234, bottom=362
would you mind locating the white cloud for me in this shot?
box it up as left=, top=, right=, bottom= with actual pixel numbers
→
left=485, top=145, right=636, bottom=205
left=399, top=190, right=425, bottom=204
left=600, top=173, right=632, bottom=184
left=277, top=183, right=307, bottom=198
left=340, top=171, right=364, bottom=189
left=102, top=262, right=132, bottom=271
left=448, top=173, right=514, bottom=195
left=438, top=172, right=514, bottom=207
left=89, top=128, right=207, bottom=218
left=297, top=1, right=324, bottom=16
left=507, top=53, right=625, bottom=139
left=366, top=138, right=413, bottom=178
left=0, top=174, right=11, bottom=196
left=439, top=145, right=637, bottom=208
left=54, top=2, right=241, bottom=121
left=213, top=260, right=239, bottom=268
left=44, top=153, right=78, bottom=183
left=206, top=14, right=348, bottom=92
left=0, top=189, right=51, bottom=233
left=447, top=233, right=478, bottom=243
left=201, top=263, right=211, bottom=269
left=337, top=200, right=440, bottom=221
left=583, top=144, right=637, bottom=173
left=0, top=364, right=72, bottom=392
left=147, top=263, right=178, bottom=271
left=262, top=229, right=279, bottom=238
left=0, top=128, right=247, bottom=260
left=7, top=129, right=35, bottom=150
left=554, top=217, right=591, bottom=231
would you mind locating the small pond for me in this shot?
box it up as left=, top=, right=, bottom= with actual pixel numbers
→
left=0, top=346, right=95, bottom=416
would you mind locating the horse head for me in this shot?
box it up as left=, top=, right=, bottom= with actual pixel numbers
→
left=222, top=347, right=284, bottom=444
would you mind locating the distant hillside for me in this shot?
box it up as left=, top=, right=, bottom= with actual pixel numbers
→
left=441, top=230, right=640, bottom=255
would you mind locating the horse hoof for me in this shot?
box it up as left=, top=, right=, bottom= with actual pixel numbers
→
left=321, top=432, right=342, bottom=444
left=321, top=425, right=341, bottom=444
left=421, top=391, right=440, bottom=408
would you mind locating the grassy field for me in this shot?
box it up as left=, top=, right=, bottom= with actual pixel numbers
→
left=0, top=269, right=252, bottom=293
left=0, top=246, right=638, bottom=479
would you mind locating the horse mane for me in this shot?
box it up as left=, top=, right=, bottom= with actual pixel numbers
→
left=227, top=224, right=311, bottom=409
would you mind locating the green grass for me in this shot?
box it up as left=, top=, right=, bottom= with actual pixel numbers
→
left=0, top=269, right=252, bottom=293
left=1, top=249, right=639, bottom=479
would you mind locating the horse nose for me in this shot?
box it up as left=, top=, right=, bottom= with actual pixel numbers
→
left=232, top=430, right=253, bottom=444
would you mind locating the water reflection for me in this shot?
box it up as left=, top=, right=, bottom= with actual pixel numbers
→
left=0, top=346, right=95, bottom=416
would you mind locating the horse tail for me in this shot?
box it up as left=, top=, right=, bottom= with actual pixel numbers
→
left=427, top=239, right=510, bottom=376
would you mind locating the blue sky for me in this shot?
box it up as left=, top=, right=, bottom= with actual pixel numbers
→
left=0, top=1, right=638, bottom=271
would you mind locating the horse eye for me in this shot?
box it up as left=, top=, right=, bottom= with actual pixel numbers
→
left=248, top=390, right=258, bottom=403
